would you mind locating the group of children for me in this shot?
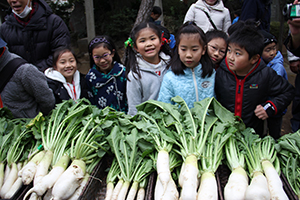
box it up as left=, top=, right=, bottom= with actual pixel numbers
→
left=1, top=19, right=294, bottom=140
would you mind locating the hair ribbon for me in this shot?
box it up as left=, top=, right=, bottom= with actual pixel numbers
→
left=124, top=38, right=134, bottom=49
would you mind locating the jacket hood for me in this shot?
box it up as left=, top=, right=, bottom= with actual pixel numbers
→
left=136, top=52, right=171, bottom=72
left=195, top=0, right=226, bottom=11
left=45, top=67, right=80, bottom=84
left=0, top=48, right=20, bottom=73
left=267, top=51, right=283, bottom=67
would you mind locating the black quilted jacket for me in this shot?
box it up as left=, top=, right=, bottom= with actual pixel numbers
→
left=0, top=0, right=70, bottom=72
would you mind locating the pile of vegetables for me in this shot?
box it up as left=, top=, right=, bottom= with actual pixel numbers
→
left=0, top=96, right=298, bottom=200
left=275, top=130, right=300, bottom=199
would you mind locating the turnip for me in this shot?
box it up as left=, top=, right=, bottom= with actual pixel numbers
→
left=43, top=188, right=52, bottom=200
left=155, top=175, right=178, bottom=200
left=105, top=158, right=120, bottom=200
left=0, top=162, right=5, bottom=189
left=156, top=150, right=170, bottom=192
left=34, top=150, right=53, bottom=185
left=179, top=155, right=198, bottom=200
left=51, top=159, right=85, bottom=200
left=224, top=136, right=248, bottom=200
left=262, top=160, right=288, bottom=200
left=4, top=164, right=10, bottom=184
left=0, top=163, right=18, bottom=198
left=67, top=173, right=89, bottom=200
left=111, top=179, right=124, bottom=200
left=136, top=179, right=147, bottom=200
left=5, top=176, right=22, bottom=199
left=20, top=151, right=46, bottom=185
left=23, top=154, right=70, bottom=199
left=197, top=171, right=217, bottom=200
left=245, top=171, right=270, bottom=200
left=224, top=166, right=248, bottom=200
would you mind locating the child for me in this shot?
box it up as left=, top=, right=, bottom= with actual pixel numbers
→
left=215, top=24, right=295, bottom=137
left=260, top=30, right=288, bottom=139
left=232, top=9, right=241, bottom=24
left=45, top=46, right=88, bottom=104
left=86, top=35, right=127, bottom=112
left=0, top=37, right=55, bottom=118
left=125, top=22, right=171, bottom=116
left=158, top=21, right=215, bottom=108
left=149, top=6, right=162, bottom=25
left=206, top=29, right=228, bottom=69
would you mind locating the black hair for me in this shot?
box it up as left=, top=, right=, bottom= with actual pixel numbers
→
left=88, top=35, right=121, bottom=68
left=152, top=6, right=162, bottom=15
left=52, top=46, right=79, bottom=69
left=233, top=9, right=241, bottom=16
left=227, top=24, right=264, bottom=60
left=227, top=19, right=257, bottom=36
left=125, top=22, right=172, bottom=80
left=206, top=29, right=228, bottom=43
left=169, top=21, right=214, bottom=78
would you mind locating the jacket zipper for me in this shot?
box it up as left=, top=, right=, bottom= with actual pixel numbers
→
left=192, top=69, right=199, bottom=102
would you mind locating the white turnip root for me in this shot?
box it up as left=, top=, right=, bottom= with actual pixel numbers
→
left=224, top=166, right=248, bottom=200
left=67, top=173, right=89, bottom=200
left=156, top=150, right=170, bottom=193
left=245, top=171, right=270, bottom=200
left=261, top=160, right=288, bottom=200
left=111, top=179, right=123, bottom=200
left=105, top=181, right=114, bottom=200
left=34, top=150, right=53, bottom=185
left=23, top=155, right=70, bottom=199
left=20, top=151, right=45, bottom=185
left=179, top=154, right=198, bottom=200
left=4, top=164, right=10, bottom=184
left=0, top=162, right=18, bottom=198
left=155, top=175, right=179, bottom=200
left=43, top=188, right=52, bottom=200
left=116, top=181, right=130, bottom=200
left=51, top=159, right=85, bottom=200
left=197, top=171, right=218, bottom=200
left=136, top=187, right=145, bottom=200
left=5, top=176, right=22, bottom=199
left=0, top=162, right=5, bottom=189
left=126, top=181, right=138, bottom=200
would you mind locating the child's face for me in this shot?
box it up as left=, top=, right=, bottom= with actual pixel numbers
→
left=178, top=34, right=206, bottom=69
left=92, top=46, right=115, bottom=74
left=134, top=28, right=161, bottom=64
left=151, top=13, right=161, bottom=21
left=55, top=51, right=77, bottom=83
left=262, top=42, right=276, bottom=64
left=207, top=37, right=227, bottom=65
left=205, top=0, right=218, bottom=6
left=226, top=43, right=259, bottom=76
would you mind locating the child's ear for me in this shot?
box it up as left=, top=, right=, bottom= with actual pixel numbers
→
left=111, top=50, right=115, bottom=57
left=250, top=54, right=260, bottom=65
left=202, top=45, right=207, bottom=55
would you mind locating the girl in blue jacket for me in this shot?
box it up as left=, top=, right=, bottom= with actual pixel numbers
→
left=158, top=22, right=215, bottom=108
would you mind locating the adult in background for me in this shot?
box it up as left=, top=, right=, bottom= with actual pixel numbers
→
left=0, top=37, right=55, bottom=118
left=0, top=0, right=70, bottom=72
left=239, top=0, right=272, bottom=32
left=183, top=0, right=231, bottom=33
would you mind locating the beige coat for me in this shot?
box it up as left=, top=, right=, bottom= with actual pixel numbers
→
left=183, top=0, right=231, bottom=33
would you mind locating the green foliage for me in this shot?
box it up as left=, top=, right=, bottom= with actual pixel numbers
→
left=270, top=21, right=289, bottom=41
left=48, top=0, right=76, bottom=29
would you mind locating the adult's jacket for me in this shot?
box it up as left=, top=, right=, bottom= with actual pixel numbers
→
left=0, top=0, right=70, bottom=72
left=183, top=0, right=231, bottom=33
left=215, top=58, right=295, bottom=136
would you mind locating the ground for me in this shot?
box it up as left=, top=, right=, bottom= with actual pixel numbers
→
left=75, top=45, right=296, bottom=137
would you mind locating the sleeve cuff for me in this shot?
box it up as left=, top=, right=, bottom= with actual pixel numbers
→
left=262, top=102, right=276, bottom=116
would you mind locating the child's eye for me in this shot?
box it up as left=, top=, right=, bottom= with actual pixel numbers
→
left=180, top=48, right=186, bottom=51
left=235, top=52, right=240, bottom=56
left=193, top=49, right=198, bottom=51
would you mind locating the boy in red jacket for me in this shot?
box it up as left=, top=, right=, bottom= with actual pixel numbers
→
left=215, top=25, right=295, bottom=137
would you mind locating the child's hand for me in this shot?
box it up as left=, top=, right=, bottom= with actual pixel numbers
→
left=254, top=105, right=269, bottom=120
left=290, top=60, right=300, bottom=74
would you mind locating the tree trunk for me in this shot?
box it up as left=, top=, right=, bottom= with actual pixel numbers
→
left=133, top=0, right=155, bottom=28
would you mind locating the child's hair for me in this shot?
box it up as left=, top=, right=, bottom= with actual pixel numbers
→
left=169, top=21, right=214, bottom=78
left=88, top=35, right=121, bottom=68
left=227, top=24, right=264, bottom=60
left=206, top=29, right=228, bottom=43
left=124, top=22, right=171, bottom=79
left=52, top=46, right=79, bottom=69
left=152, top=6, right=162, bottom=15
left=227, top=19, right=256, bottom=36
left=233, top=9, right=241, bottom=17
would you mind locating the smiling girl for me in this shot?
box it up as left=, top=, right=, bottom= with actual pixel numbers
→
left=85, top=35, right=127, bottom=112
left=158, top=21, right=215, bottom=108
left=44, top=46, right=88, bottom=104
left=125, top=22, right=171, bottom=116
